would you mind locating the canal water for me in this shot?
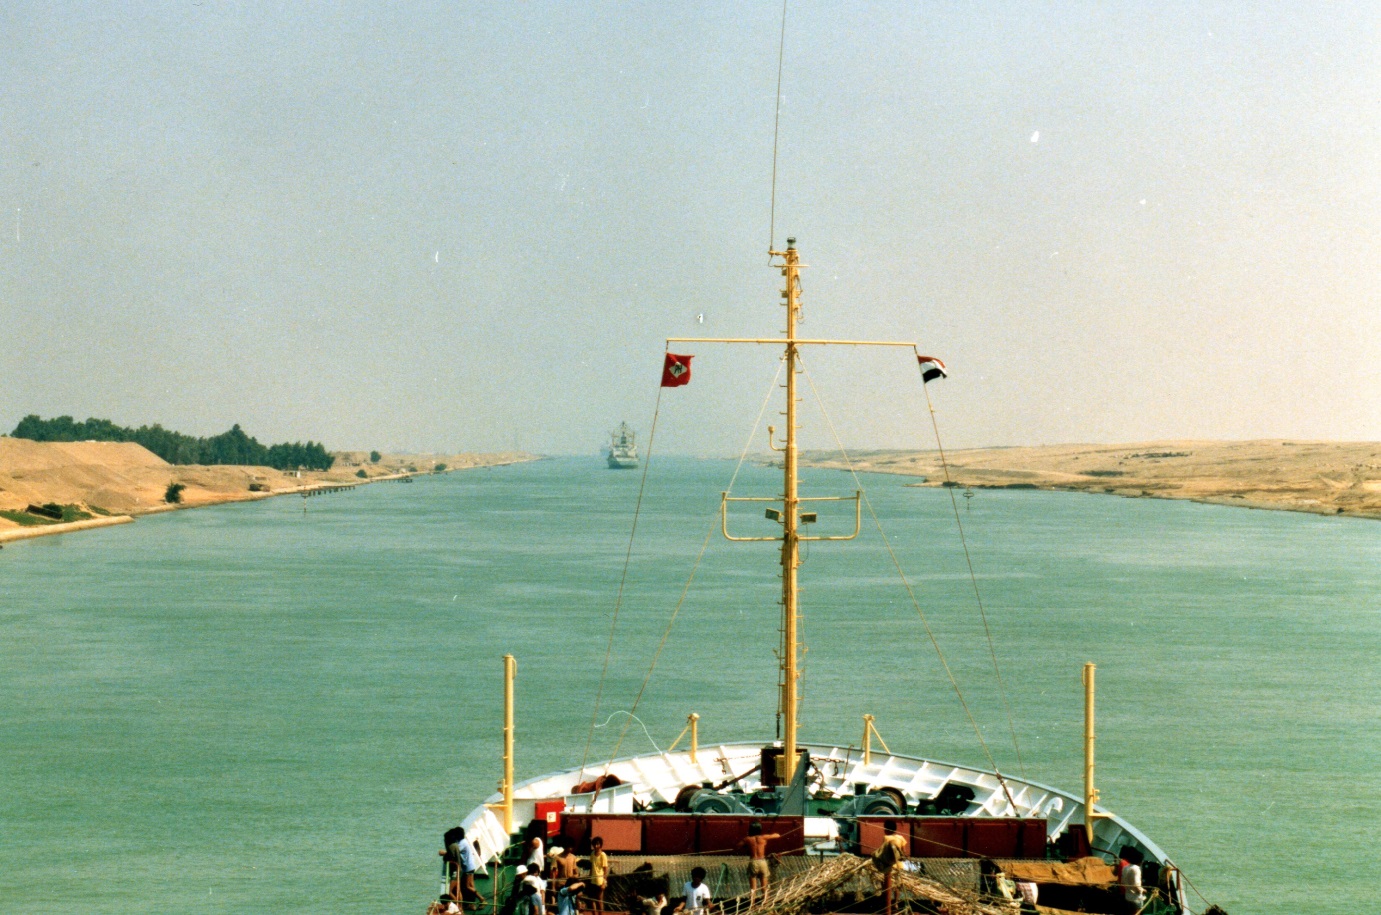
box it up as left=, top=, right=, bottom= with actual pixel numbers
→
left=2, top=458, right=1376, bottom=913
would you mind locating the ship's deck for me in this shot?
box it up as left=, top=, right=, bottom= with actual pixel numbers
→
left=446, top=742, right=1185, bottom=913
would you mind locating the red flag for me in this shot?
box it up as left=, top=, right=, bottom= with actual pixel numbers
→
left=661, top=353, right=693, bottom=387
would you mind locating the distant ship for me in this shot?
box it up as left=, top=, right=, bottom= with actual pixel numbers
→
left=606, top=423, right=638, bottom=469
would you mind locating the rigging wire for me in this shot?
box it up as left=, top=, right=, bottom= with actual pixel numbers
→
left=915, top=350, right=1027, bottom=778
left=594, top=359, right=788, bottom=776
left=579, top=350, right=672, bottom=779
left=1173, top=862, right=1214, bottom=911
left=796, top=356, right=1018, bottom=811
left=767, top=0, right=789, bottom=254
left=591, top=710, right=663, bottom=754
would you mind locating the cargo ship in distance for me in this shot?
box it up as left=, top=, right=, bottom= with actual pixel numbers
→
left=607, top=423, right=639, bottom=470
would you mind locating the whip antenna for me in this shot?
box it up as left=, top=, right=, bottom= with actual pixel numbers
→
left=768, top=0, right=789, bottom=254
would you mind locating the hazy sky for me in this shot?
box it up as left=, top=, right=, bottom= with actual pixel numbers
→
left=3, top=2, right=1377, bottom=455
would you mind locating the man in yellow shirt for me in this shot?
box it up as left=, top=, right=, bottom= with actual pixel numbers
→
left=586, top=836, right=609, bottom=915
left=872, top=821, right=908, bottom=873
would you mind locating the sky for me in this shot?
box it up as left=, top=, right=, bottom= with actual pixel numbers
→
left=2, top=2, right=1377, bottom=456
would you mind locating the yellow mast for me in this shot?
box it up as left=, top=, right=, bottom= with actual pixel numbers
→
left=673, top=240, right=896, bottom=779
left=779, top=237, right=802, bottom=774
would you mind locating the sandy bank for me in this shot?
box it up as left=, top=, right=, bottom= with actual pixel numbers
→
left=0, top=438, right=537, bottom=540
left=800, top=440, right=1381, bottom=520
left=0, top=514, right=136, bottom=543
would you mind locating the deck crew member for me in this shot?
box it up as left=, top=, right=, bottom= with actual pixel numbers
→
left=441, top=827, right=486, bottom=907
left=554, top=845, right=580, bottom=881
left=1118, top=848, right=1147, bottom=912
left=637, top=881, right=669, bottom=915
left=872, top=821, right=909, bottom=873
left=519, top=866, right=548, bottom=915
left=674, top=866, right=712, bottom=915
left=739, top=821, right=782, bottom=900
left=556, top=879, right=585, bottom=915
left=586, top=836, right=609, bottom=915
left=524, top=833, right=546, bottom=872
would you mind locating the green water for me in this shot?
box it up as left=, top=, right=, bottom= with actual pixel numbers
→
left=2, top=458, right=1377, bottom=913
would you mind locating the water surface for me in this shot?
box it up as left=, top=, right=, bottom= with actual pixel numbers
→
left=2, top=458, right=1376, bottom=913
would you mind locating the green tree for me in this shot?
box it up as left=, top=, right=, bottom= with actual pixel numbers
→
left=369, top=450, right=381, bottom=463
left=11, top=415, right=335, bottom=471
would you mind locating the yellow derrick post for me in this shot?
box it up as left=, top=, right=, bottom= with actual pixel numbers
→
left=503, top=654, right=516, bottom=835
left=667, top=713, right=702, bottom=757
left=1083, top=662, right=1111, bottom=844
left=862, top=714, right=892, bottom=767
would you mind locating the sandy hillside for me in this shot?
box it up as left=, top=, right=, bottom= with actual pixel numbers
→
left=0, top=438, right=173, bottom=515
left=0, top=437, right=535, bottom=538
left=801, top=440, right=1381, bottom=519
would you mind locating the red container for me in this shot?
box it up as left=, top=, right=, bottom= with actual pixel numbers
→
left=966, top=818, right=1021, bottom=857
left=697, top=816, right=753, bottom=856
left=965, top=818, right=1047, bottom=858
left=588, top=815, right=642, bottom=852
left=911, top=819, right=967, bottom=857
left=559, top=815, right=591, bottom=853
left=643, top=816, right=697, bottom=855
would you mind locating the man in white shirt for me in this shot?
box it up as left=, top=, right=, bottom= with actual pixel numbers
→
left=1118, top=848, right=1147, bottom=910
left=675, top=866, right=712, bottom=914
left=520, top=867, right=548, bottom=915
left=525, top=834, right=545, bottom=872
left=1120, top=862, right=1146, bottom=908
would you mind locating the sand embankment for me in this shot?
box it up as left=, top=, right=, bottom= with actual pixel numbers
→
left=0, top=515, right=136, bottom=543
left=0, top=438, right=536, bottom=540
left=801, top=440, right=1381, bottom=519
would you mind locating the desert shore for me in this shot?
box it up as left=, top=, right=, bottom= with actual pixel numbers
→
left=800, top=440, right=1381, bottom=520
left=6, top=439, right=1377, bottom=543
left=0, top=438, right=536, bottom=543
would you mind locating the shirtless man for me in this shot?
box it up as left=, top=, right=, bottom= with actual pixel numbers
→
left=739, top=821, right=782, bottom=901
left=553, top=845, right=580, bottom=881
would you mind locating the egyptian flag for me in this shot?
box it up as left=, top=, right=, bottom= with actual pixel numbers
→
left=661, top=352, right=694, bottom=387
left=916, top=355, right=947, bottom=383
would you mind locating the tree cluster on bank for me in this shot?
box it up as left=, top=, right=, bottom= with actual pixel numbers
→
left=10, top=415, right=335, bottom=471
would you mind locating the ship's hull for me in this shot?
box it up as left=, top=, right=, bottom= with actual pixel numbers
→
left=607, top=453, right=638, bottom=469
